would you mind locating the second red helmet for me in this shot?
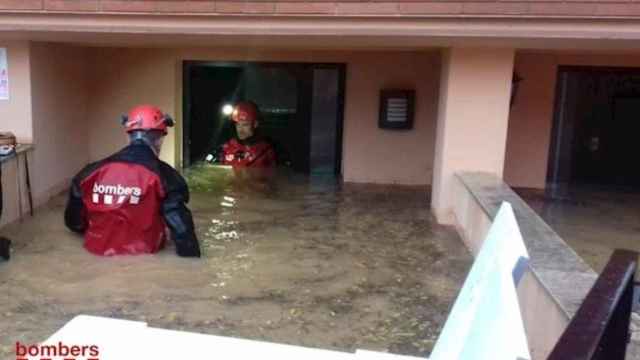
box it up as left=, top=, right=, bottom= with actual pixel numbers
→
left=231, top=101, right=259, bottom=125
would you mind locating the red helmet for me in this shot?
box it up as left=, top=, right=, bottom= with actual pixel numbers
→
left=121, top=105, right=174, bottom=134
left=231, top=101, right=259, bottom=125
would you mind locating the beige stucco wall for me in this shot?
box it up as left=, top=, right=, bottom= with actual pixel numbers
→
left=30, top=43, right=90, bottom=206
left=1, top=42, right=90, bottom=226
left=342, top=52, right=440, bottom=185
left=505, top=51, right=640, bottom=189
left=0, top=41, right=32, bottom=142
left=87, top=48, right=177, bottom=165
left=86, top=47, right=440, bottom=185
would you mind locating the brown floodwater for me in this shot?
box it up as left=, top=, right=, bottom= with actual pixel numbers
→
left=518, top=187, right=640, bottom=275
left=0, top=164, right=471, bottom=359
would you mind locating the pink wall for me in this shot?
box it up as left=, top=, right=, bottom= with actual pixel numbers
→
left=0, top=41, right=88, bottom=222
left=342, top=52, right=440, bottom=185
left=86, top=48, right=441, bottom=185
left=432, top=48, right=515, bottom=223
left=11, top=43, right=640, bottom=204
left=505, top=51, right=640, bottom=189
left=30, top=43, right=90, bottom=205
left=0, top=41, right=32, bottom=142
left=86, top=47, right=176, bottom=165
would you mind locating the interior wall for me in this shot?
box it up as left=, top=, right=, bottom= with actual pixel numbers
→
left=86, top=47, right=441, bottom=185
left=505, top=51, right=640, bottom=189
left=0, top=41, right=32, bottom=142
left=30, top=43, right=90, bottom=206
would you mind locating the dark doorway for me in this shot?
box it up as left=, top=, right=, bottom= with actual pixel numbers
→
left=183, top=62, right=345, bottom=175
left=547, top=66, right=640, bottom=196
left=184, top=65, right=243, bottom=167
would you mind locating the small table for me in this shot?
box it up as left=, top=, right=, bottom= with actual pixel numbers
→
left=0, top=144, right=35, bottom=220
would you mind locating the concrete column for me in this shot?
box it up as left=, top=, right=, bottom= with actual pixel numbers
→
left=431, top=48, right=515, bottom=224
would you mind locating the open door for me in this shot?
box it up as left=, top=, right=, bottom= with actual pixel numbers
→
left=546, top=66, right=640, bottom=196
left=183, top=61, right=345, bottom=176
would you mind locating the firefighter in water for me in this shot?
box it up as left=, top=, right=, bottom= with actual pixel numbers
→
left=64, top=105, right=201, bottom=257
left=220, top=101, right=276, bottom=179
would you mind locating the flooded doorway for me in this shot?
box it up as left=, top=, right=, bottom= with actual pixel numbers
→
left=547, top=66, right=640, bottom=197
left=182, top=61, right=345, bottom=176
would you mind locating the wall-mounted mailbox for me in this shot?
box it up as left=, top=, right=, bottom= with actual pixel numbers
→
left=379, top=89, right=415, bottom=130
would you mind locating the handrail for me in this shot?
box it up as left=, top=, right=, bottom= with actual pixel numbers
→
left=548, top=249, right=638, bottom=360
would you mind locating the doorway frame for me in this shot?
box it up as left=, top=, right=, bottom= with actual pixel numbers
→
left=181, top=60, right=346, bottom=175
left=546, top=65, right=640, bottom=195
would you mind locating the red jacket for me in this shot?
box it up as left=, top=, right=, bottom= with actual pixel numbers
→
left=221, top=138, right=276, bottom=168
left=64, top=140, right=200, bottom=257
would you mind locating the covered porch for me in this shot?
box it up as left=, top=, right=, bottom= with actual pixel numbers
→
left=2, top=12, right=640, bottom=360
